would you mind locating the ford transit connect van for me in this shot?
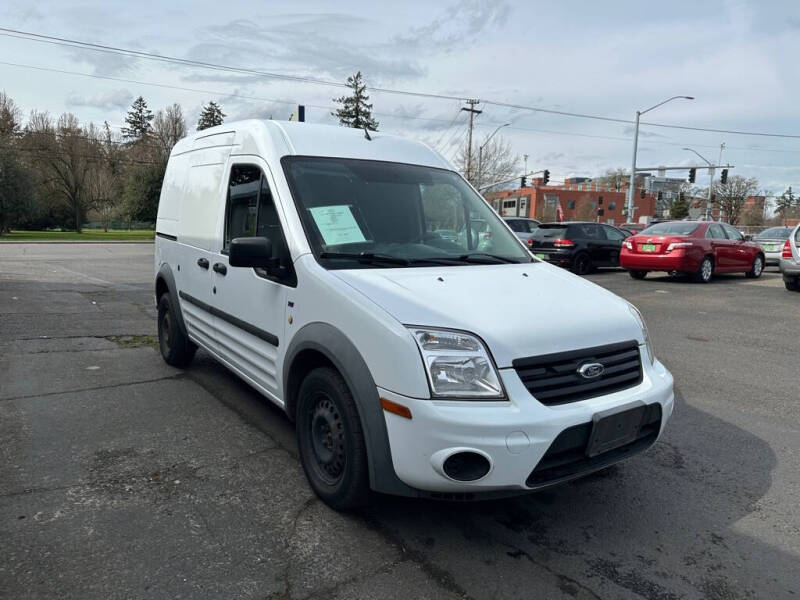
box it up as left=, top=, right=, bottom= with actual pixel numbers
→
left=154, top=121, right=674, bottom=509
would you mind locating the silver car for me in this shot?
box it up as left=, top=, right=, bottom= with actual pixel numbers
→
left=754, top=226, right=793, bottom=266
left=504, top=217, right=540, bottom=247
left=779, top=223, right=800, bottom=291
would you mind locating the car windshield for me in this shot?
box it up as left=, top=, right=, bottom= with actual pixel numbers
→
left=640, top=222, right=699, bottom=235
left=282, top=157, right=532, bottom=268
left=755, top=227, right=791, bottom=239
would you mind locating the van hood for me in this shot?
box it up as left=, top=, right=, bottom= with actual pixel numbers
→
left=331, top=262, right=643, bottom=367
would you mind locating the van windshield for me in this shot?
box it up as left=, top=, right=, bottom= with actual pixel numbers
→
left=282, top=157, right=531, bottom=268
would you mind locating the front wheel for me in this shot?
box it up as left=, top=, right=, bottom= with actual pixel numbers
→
left=629, top=270, right=647, bottom=280
left=157, top=294, right=197, bottom=367
left=745, top=255, right=764, bottom=279
left=694, top=256, right=714, bottom=283
left=296, top=367, right=370, bottom=510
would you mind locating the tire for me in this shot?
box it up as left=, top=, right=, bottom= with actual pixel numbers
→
left=629, top=270, right=647, bottom=280
left=296, top=367, right=370, bottom=510
left=694, top=256, right=714, bottom=283
left=785, top=277, right=800, bottom=291
left=745, top=255, right=764, bottom=279
left=157, top=294, right=197, bottom=367
left=571, top=252, right=592, bottom=275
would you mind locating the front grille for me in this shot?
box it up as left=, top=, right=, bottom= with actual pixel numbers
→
left=526, top=403, right=661, bottom=487
left=512, top=340, right=642, bottom=406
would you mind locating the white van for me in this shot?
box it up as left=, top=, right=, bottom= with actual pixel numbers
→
left=154, top=120, right=674, bottom=509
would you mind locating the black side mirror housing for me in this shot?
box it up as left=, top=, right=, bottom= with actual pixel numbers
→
left=229, top=237, right=279, bottom=269
left=744, top=234, right=753, bottom=242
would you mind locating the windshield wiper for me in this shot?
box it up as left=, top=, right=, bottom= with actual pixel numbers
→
left=319, top=251, right=410, bottom=266
left=456, top=252, right=520, bottom=264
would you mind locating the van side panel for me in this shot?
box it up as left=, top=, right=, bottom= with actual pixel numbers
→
left=155, top=153, right=186, bottom=238
left=179, top=148, right=231, bottom=251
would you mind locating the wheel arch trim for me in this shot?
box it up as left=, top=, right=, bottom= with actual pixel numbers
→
left=283, top=322, right=419, bottom=497
left=155, top=263, right=189, bottom=338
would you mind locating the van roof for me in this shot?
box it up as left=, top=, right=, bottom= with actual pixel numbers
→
left=172, top=120, right=452, bottom=170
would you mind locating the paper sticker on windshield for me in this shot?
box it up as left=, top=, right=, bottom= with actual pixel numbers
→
left=308, top=205, right=367, bottom=246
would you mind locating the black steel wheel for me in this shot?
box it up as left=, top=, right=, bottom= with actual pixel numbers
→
left=157, top=294, right=196, bottom=367
left=296, top=367, right=370, bottom=510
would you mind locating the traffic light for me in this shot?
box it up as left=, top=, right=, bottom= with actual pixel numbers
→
left=657, top=191, right=663, bottom=202
left=520, top=176, right=527, bottom=188
left=688, top=168, right=696, bottom=184
left=640, top=188, right=646, bottom=199
left=720, top=169, right=728, bottom=184
left=543, top=169, right=550, bottom=185
left=598, top=196, right=603, bottom=205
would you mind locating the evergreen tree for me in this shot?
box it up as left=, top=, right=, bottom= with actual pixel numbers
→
left=122, top=96, right=154, bottom=140
left=332, top=71, right=379, bottom=131
left=669, top=194, right=690, bottom=219
left=197, top=101, right=226, bottom=131
left=775, top=186, right=796, bottom=220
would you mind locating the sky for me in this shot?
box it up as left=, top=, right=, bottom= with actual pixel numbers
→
left=1, top=0, right=799, bottom=196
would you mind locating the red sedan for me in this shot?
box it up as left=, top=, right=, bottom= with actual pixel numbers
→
left=620, top=221, right=765, bottom=283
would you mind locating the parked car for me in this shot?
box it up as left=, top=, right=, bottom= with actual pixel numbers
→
left=753, top=226, right=794, bottom=266
left=779, top=223, right=800, bottom=291
left=154, top=120, right=674, bottom=509
left=620, top=221, right=765, bottom=283
left=528, top=222, right=630, bottom=274
left=621, top=223, right=646, bottom=235
left=503, top=217, right=540, bottom=246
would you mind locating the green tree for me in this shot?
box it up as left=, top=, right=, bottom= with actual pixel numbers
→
left=332, top=71, right=379, bottom=131
left=775, top=186, right=797, bottom=223
left=122, top=96, right=154, bottom=140
left=196, top=101, right=225, bottom=131
left=669, top=194, right=690, bottom=219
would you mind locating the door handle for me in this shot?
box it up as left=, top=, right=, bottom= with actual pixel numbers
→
left=212, top=262, right=227, bottom=275
left=197, top=258, right=209, bottom=269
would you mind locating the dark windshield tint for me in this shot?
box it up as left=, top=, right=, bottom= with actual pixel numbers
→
left=755, top=227, right=791, bottom=239
left=281, top=157, right=531, bottom=268
left=640, top=222, right=699, bottom=235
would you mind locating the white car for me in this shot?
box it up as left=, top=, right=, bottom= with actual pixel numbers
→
left=154, top=120, right=674, bottom=509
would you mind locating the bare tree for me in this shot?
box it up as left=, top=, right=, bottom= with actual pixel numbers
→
left=713, top=175, right=759, bottom=225
left=0, top=91, right=22, bottom=137
left=597, top=168, right=628, bottom=191
left=457, top=136, right=519, bottom=190
left=153, top=103, right=187, bottom=159
left=25, top=112, right=96, bottom=232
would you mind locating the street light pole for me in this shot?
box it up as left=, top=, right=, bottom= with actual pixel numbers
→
left=683, top=147, right=714, bottom=220
left=477, top=122, right=510, bottom=190
left=626, top=95, right=694, bottom=222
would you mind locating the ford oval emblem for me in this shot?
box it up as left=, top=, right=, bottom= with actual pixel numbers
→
left=578, top=362, right=605, bottom=379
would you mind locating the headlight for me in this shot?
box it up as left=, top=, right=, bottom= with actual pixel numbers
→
left=628, top=304, right=655, bottom=365
left=407, top=327, right=504, bottom=399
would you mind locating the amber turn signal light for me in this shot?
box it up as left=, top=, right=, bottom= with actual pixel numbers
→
left=380, top=397, right=412, bottom=419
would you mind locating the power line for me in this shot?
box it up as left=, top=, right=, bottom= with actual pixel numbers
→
left=2, top=27, right=800, bottom=139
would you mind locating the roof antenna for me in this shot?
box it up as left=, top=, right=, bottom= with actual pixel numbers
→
left=363, top=127, right=372, bottom=141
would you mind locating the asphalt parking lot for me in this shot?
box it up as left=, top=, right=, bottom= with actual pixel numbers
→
left=1, top=243, right=798, bottom=600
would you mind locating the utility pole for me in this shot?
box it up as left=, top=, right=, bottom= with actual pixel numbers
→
left=461, top=99, right=482, bottom=181
left=710, top=142, right=725, bottom=220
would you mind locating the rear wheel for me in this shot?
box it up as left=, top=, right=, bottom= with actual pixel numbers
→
left=157, top=294, right=196, bottom=367
left=296, top=367, right=370, bottom=510
left=785, top=277, right=800, bottom=291
left=745, top=255, right=764, bottom=279
left=694, top=256, right=714, bottom=283
left=629, top=270, right=647, bottom=280
left=572, top=252, right=592, bottom=275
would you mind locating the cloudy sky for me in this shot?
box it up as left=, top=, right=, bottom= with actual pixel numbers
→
left=1, top=0, right=799, bottom=195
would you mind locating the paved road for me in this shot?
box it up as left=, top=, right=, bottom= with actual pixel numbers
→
left=1, top=243, right=798, bottom=599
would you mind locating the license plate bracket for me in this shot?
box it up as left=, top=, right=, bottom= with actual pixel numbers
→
left=586, top=402, right=647, bottom=457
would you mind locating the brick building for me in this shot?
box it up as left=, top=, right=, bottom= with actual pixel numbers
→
left=486, top=177, right=658, bottom=225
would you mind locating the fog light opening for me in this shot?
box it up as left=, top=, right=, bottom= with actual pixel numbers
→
left=442, top=451, right=491, bottom=482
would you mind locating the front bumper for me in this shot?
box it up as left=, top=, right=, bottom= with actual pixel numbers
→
left=380, top=352, right=674, bottom=493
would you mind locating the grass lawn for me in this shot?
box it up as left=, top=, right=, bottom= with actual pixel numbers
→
left=0, top=229, right=155, bottom=242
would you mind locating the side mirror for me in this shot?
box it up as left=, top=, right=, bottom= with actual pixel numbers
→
left=229, top=237, right=279, bottom=269
left=744, top=234, right=753, bottom=242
